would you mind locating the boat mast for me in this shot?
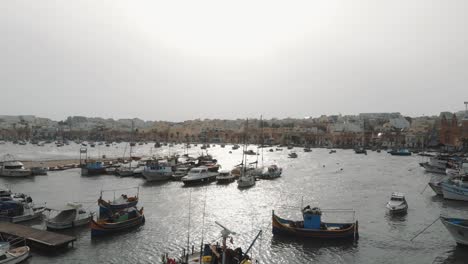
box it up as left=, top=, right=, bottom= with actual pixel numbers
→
left=129, top=120, right=134, bottom=169
left=243, top=119, right=249, bottom=175
left=261, top=115, right=264, bottom=167
left=185, top=189, right=192, bottom=263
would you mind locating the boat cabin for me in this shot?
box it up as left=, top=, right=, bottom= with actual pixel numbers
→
left=390, top=193, right=406, bottom=202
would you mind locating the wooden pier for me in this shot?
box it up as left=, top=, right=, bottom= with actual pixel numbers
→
left=0, top=222, right=76, bottom=251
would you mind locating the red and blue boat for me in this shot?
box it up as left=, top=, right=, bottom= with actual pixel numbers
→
left=91, top=207, right=145, bottom=237
left=272, top=206, right=358, bottom=240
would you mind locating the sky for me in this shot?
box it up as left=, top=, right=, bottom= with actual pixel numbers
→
left=1, top=0, right=468, bottom=121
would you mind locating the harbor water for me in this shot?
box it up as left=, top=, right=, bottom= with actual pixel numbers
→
left=1, top=143, right=467, bottom=264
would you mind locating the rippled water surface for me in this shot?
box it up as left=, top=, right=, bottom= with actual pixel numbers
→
left=1, top=143, right=468, bottom=264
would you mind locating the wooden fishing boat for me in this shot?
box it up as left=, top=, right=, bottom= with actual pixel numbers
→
left=272, top=207, right=358, bottom=240
left=98, top=194, right=138, bottom=219
left=91, top=207, right=145, bottom=237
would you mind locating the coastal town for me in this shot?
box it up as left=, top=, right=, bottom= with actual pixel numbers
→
left=2, top=108, right=468, bottom=151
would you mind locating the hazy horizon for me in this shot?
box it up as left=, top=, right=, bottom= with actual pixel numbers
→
left=2, top=0, right=468, bottom=121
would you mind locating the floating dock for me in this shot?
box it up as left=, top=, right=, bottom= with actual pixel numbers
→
left=0, top=222, right=76, bottom=251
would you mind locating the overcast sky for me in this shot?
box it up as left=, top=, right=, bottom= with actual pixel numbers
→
left=1, top=0, right=467, bottom=121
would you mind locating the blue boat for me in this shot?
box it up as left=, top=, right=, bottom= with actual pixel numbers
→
left=81, top=161, right=106, bottom=176
left=272, top=206, right=358, bottom=240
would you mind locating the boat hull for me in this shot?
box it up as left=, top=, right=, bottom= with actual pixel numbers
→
left=441, top=183, right=468, bottom=201
left=272, top=211, right=358, bottom=240
left=182, top=175, right=217, bottom=185
left=46, top=215, right=92, bottom=230
left=81, top=167, right=106, bottom=176
left=428, top=182, right=443, bottom=195
left=0, top=208, right=44, bottom=223
left=0, top=169, right=31, bottom=177
left=91, top=215, right=145, bottom=237
left=441, top=217, right=468, bottom=246
left=142, top=171, right=173, bottom=182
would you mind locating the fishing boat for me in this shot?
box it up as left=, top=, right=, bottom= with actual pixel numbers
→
left=303, top=147, right=312, bottom=152
left=389, top=148, right=411, bottom=156
left=386, top=193, right=408, bottom=214
left=0, top=155, right=31, bottom=177
left=216, top=170, right=236, bottom=183
left=98, top=191, right=139, bottom=218
left=272, top=206, right=358, bottom=240
left=142, top=161, right=173, bottom=182
left=162, top=221, right=262, bottom=264
left=90, top=207, right=145, bottom=237
left=0, top=246, right=30, bottom=264
left=329, top=150, right=337, bottom=154
left=440, top=216, right=468, bottom=246
left=288, top=152, right=298, bottom=158
left=81, top=160, right=106, bottom=176
left=182, top=167, right=218, bottom=185
left=441, top=176, right=468, bottom=201
left=45, top=203, right=93, bottom=230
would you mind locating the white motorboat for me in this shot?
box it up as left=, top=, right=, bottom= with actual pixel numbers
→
left=216, top=169, right=235, bottom=183
left=182, top=166, right=218, bottom=185
left=0, top=246, right=30, bottom=264
left=440, top=216, right=468, bottom=246
left=0, top=158, right=31, bottom=177
left=45, top=202, right=93, bottom=230
left=386, top=193, right=408, bottom=214
left=142, top=161, right=173, bottom=182
left=441, top=176, right=468, bottom=201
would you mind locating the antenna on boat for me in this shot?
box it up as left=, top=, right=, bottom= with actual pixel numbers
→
left=214, top=221, right=237, bottom=264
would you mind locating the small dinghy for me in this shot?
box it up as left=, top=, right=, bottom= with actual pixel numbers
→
left=0, top=246, right=30, bottom=264
left=45, top=202, right=93, bottom=230
left=386, top=193, right=408, bottom=214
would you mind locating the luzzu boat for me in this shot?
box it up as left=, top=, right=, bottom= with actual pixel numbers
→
left=98, top=194, right=139, bottom=218
left=272, top=206, right=358, bottom=240
left=91, top=207, right=145, bottom=237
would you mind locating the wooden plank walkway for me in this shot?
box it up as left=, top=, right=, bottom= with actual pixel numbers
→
left=0, top=222, right=76, bottom=250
